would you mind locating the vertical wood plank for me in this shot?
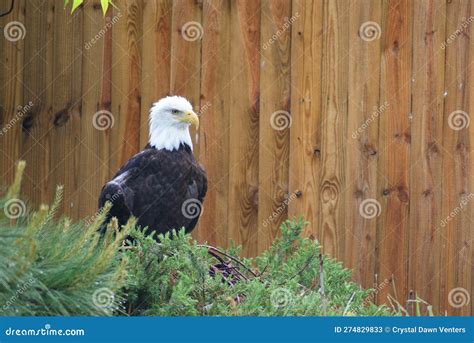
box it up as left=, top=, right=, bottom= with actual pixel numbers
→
left=228, top=0, right=260, bottom=256
left=49, top=0, right=83, bottom=218
left=110, top=0, right=142, bottom=172
left=288, top=0, right=323, bottom=240
left=440, top=0, right=472, bottom=316
left=344, top=0, right=382, bottom=289
left=140, top=0, right=173, bottom=148
left=319, top=0, right=348, bottom=259
left=257, top=0, right=291, bottom=252
left=0, top=0, right=25, bottom=186
left=78, top=0, right=113, bottom=219
left=169, top=0, right=202, bottom=160
left=468, top=1, right=474, bottom=317
left=408, top=0, right=446, bottom=314
left=376, top=0, right=412, bottom=305
left=19, top=0, right=53, bottom=209
left=199, top=0, right=231, bottom=246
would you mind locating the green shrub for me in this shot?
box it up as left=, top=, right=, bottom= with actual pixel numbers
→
left=0, top=162, right=130, bottom=316
left=0, top=161, right=393, bottom=316
left=123, top=221, right=392, bottom=316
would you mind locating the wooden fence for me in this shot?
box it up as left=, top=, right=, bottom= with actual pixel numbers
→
left=0, top=0, right=472, bottom=315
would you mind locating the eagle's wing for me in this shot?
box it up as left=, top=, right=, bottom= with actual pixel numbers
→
left=98, top=149, right=153, bottom=229
left=98, top=146, right=207, bottom=236
left=184, top=161, right=207, bottom=232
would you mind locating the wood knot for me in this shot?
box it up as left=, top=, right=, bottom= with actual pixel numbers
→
left=249, top=187, right=258, bottom=206
left=404, top=133, right=411, bottom=144
left=427, top=142, right=439, bottom=154
left=22, top=114, right=34, bottom=132
left=321, top=182, right=338, bottom=202
left=397, top=186, right=409, bottom=203
left=365, top=143, right=377, bottom=156
left=456, top=142, right=466, bottom=152
left=391, top=40, right=399, bottom=54
left=295, top=190, right=302, bottom=198
left=53, top=108, right=70, bottom=127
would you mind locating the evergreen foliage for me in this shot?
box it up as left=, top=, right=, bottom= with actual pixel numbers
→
left=124, top=222, right=392, bottom=316
left=0, top=161, right=395, bottom=316
left=0, top=162, right=130, bottom=315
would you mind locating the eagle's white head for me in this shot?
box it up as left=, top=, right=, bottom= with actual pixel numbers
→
left=149, top=96, right=199, bottom=151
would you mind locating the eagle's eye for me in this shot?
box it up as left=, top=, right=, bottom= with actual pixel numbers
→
left=171, top=109, right=180, bottom=115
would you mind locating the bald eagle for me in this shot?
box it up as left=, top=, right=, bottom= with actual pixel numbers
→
left=98, top=96, right=207, bottom=237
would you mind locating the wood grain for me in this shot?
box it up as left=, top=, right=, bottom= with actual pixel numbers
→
left=78, top=0, right=113, bottom=219
left=319, top=0, right=348, bottom=260
left=199, top=0, right=231, bottom=246
left=440, top=0, right=472, bottom=316
left=408, top=0, right=446, bottom=314
left=19, top=0, right=53, bottom=208
left=0, top=0, right=25, bottom=186
left=228, top=0, right=261, bottom=257
left=376, top=0, right=412, bottom=305
left=170, top=0, right=202, bottom=160
left=48, top=0, right=83, bottom=218
left=110, top=0, right=142, bottom=172
left=288, top=0, right=323, bottom=240
left=468, top=1, right=474, bottom=317
left=140, top=0, right=173, bottom=148
left=257, top=0, right=291, bottom=253
left=288, top=0, right=323, bottom=239
left=344, top=0, right=381, bottom=289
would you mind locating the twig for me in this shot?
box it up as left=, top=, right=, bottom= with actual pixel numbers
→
left=197, top=244, right=258, bottom=277
left=319, top=253, right=327, bottom=315
left=278, top=252, right=317, bottom=285
left=343, top=292, right=356, bottom=316
left=318, top=254, right=325, bottom=297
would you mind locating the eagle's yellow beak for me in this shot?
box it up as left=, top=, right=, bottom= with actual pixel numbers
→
left=180, top=111, right=199, bottom=129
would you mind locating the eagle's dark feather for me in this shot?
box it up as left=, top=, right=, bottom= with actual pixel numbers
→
left=98, top=143, right=207, bottom=236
